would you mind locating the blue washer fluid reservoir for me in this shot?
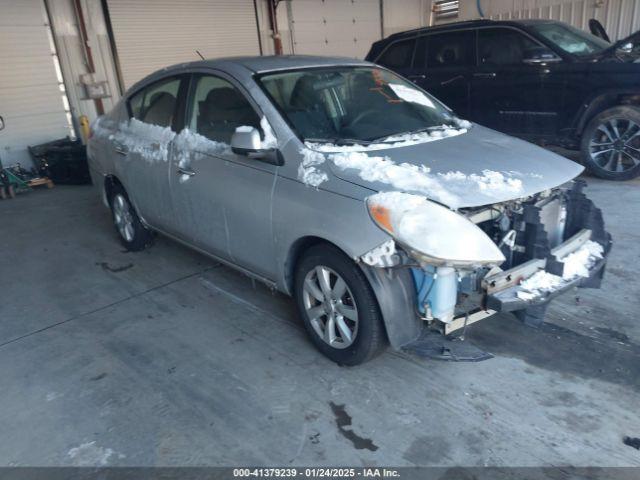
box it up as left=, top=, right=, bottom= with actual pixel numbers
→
left=411, top=266, right=457, bottom=322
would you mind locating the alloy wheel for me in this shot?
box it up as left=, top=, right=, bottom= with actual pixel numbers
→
left=112, top=194, right=135, bottom=242
left=302, top=266, right=359, bottom=349
left=589, top=118, right=640, bottom=173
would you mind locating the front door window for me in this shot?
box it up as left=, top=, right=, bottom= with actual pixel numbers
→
left=478, top=28, right=542, bottom=65
left=188, top=75, right=261, bottom=144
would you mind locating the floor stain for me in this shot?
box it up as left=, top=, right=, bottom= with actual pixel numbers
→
left=403, top=436, right=451, bottom=465
left=97, top=262, right=133, bottom=273
left=329, top=402, right=378, bottom=452
left=595, top=327, right=630, bottom=344
left=623, top=436, right=640, bottom=450
left=89, top=372, right=107, bottom=381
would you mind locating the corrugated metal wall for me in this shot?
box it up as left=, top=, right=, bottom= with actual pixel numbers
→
left=489, top=0, right=640, bottom=41
left=0, top=0, right=73, bottom=168
left=106, top=0, right=261, bottom=89
left=288, top=0, right=381, bottom=58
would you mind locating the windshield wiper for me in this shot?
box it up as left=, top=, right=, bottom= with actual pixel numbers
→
left=370, top=125, right=456, bottom=143
left=304, top=137, right=375, bottom=146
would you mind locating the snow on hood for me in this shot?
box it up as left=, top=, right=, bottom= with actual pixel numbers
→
left=305, top=124, right=583, bottom=209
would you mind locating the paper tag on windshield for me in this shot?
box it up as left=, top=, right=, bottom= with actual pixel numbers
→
left=389, top=83, right=435, bottom=109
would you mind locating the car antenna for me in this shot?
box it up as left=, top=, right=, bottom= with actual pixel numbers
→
left=195, top=50, right=205, bottom=60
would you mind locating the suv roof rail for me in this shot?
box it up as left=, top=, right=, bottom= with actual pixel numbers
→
left=386, top=19, right=495, bottom=39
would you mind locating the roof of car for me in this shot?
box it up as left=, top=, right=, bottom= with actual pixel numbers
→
left=128, top=55, right=374, bottom=94
left=166, top=55, right=372, bottom=74
left=384, top=18, right=559, bottom=40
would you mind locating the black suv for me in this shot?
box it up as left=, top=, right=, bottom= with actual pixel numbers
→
left=366, top=19, right=640, bottom=180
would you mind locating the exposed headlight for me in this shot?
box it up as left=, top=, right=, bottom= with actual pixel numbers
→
left=367, top=192, right=506, bottom=267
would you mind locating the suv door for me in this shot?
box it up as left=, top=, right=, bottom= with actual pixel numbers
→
left=471, top=26, right=563, bottom=137
left=415, top=29, right=475, bottom=117
left=118, top=75, right=186, bottom=229
left=168, top=72, right=278, bottom=278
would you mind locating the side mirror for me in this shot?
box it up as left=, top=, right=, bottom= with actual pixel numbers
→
left=523, top=47, right=561, bottom=64
left=0, top=116, right=4, bottom=131
left=617, top=41, right=634, bottom=54
left=231, top=126, right=283, bottom=166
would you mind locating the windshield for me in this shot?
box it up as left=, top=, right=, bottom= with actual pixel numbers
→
left=256, top=66, right=458, bottom=143
left=530, top=23, right=610, bottom=57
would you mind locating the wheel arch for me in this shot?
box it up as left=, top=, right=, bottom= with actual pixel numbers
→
left=575, top=91, right=640, bottom=136
left=283, top=235, right=421, bottom=350
left=104, top=174, right=124, bottom=205
left=283, top=236, right=345, bottom=295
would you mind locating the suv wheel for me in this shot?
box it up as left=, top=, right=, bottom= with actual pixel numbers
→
left=294, top=244, right=386, bottom=365
left=581, top=106, right=640, bottom=180
left=109, top=185, right=153, bottom=251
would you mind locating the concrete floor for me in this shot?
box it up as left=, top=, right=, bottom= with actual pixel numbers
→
left=0, top=171, right=639, bottom=467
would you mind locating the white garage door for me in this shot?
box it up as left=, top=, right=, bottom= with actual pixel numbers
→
left=106, top=0, right=261, bottom=89
left=0, top=0, right=73, bottom=168
left=290, top=0, right=381, bottom=58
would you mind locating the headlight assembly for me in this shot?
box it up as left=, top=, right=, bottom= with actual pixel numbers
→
left=367, top=192, right=506, bottom=267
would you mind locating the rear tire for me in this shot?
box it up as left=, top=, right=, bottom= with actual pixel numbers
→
left=109, top=184, right=153, bottom=251
left=580, top=106, right=640, bottom=180
left=294, top=244, right=386, bottom=365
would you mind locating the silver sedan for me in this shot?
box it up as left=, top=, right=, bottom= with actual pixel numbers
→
left=88, top=56, right=610, bottom=365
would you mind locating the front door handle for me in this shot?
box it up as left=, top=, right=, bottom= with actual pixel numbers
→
left=408, top=74, right=426, bottom=81
left=114, top=144, right=128, bottom=155
left=473, top=72, right=497, bottom=78
left=177, top=167, right=196, bottom=177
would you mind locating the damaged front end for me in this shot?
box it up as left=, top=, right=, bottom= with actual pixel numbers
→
left=362, top=181, right=611, bottom=344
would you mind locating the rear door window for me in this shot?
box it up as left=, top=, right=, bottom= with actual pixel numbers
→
left=127, top=77, right=181, bottom=129
left=426, top=30, right=475, bottom=67
left=377, top=38, right=416, bottom=69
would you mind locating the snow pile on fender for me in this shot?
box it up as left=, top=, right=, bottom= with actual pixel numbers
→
left=299, top=149, right=328, bottom=188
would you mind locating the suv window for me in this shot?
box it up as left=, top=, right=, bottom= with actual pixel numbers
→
left=478, top=28, right=542, bottom=65
left=413, top=36, right=427, bottom=69
left=189, top=75, right=261, bottom=144
left=377, top=38, right=416, bottom=69
left=427, top=30, right=475, bottom=67
left=129, top=77, right=181, bottom=128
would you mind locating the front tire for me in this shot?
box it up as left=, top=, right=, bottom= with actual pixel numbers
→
left=294, top=244, right=386, bottom=365
left=581, top=106, right=640, bottom=180
left=109, top=185, right=153, bottom=251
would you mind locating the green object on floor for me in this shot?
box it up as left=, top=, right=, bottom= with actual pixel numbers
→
left=4, top=168, right=30, bottom=192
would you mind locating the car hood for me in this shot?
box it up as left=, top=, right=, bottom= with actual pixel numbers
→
left=593, top=30, right=640, bottom=62
left=327, top=125, right=584, bottom=209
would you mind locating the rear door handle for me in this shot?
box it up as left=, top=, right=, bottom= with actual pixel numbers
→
left=473, top=72, right=497, bottom=78
left=408, top=74, right=426, bottom=81
left=177, top=167, right=196, bottom=177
